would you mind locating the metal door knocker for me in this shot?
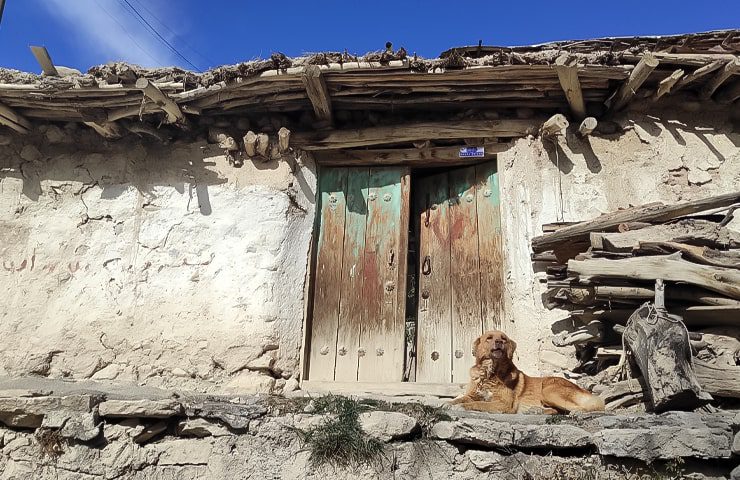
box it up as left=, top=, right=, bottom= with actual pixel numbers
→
left=421, top=255, right=431, bottom=275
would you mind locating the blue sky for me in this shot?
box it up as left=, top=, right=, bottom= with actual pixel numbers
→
left=1, top=1, right=738, bottom=73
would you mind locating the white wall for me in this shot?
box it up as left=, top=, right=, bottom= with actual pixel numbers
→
left=0, top=126, right=316, bottom=393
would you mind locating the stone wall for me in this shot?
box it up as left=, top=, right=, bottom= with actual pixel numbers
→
left=498, top=106, right=740, bottom=374
left=0, top=125, right=317, bottom=393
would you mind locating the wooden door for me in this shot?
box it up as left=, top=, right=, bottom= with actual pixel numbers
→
left=415, top=161, right=504, bottom=383
left=309, top=167, right=410, bottom=382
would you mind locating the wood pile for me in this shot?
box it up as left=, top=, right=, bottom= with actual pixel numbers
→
left=531, top=192, right=740, bottom=410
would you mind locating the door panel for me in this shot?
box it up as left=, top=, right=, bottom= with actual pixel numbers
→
left=415, top=172, right=452, bottom=383
left=309, top=167, right=409, bottom=382
left=414, top=160, right=504, bottom=383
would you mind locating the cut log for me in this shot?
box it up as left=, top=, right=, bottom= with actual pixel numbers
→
left=574, top=305, right=740, bottom=327
left=135, top=78, right=186, bottom=125
left=606, top=53, right=659, bottom=111
left=618, top=222, right=653, bottom=233
left=292, top=119, right=540, bottom=150
left=699, top=58, right=740, bottom=100
left=540, top=113, right=569, bottom=137
left=552, top=320, right=605, bottom=347
left=315, top=142, right=510, bottom=166
left=255, top=133, right=270, bottom=157
left=651, top=69, right=684, bottom=100
left=302, top=65, right=333, bottom=124
left=243, top=131, right=257, bottom=157
left=554, top=54, right=586, bottom=119
left=277, top=127, right=291, bottom=153
left=557, top=284, right=740, bottom=307
left=672, top=60, right=725, bottom=93
left=532, top=192, right=740, bottom=253
left=577, top=117, right=597, bottom=137
left=568, top=253, right=740, bottom=299
left=635, top=241, right=740, bottom=269
left=622, top=302, right=712, bottom=412
left=590, top=220, right=740, bottom=252
left=690, top=360, right=740, bottom=399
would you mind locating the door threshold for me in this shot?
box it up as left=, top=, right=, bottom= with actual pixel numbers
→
left=301, top=381, right=466, bottom=398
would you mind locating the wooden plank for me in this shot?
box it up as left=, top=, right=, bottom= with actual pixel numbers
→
left=291, top=119, right=540, bottom=150
left=448, top=166, right=483, bottom=382
left=652, top=69, right=684, bottom=100
left=699, top=58, right=740, bottom=100
left=358, top=168, right=408, bottom=382
left=315, top=142, right=512, bottom=166
left=334, top=168, right=369, bottom=381
left=532, top=191, right=740, bottom=253
left=302, top=380, right=466, bottom=398
left=554, top=54, right=586, bottom=120
left=308, top=169, right=348, bottom=381
left=415, top=172, right=452, bottom=383
left=476, top=161, right=505, bottom=331
left=29, top=46, right=59, bottom=76
left=302, top=65, right=333, bottom=123
left=0, top=101, right=31, bottom=133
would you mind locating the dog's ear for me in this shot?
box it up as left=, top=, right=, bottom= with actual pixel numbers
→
left=472, top=336, right=481, bottom=357
left=506, top=338, right=517, bottom=360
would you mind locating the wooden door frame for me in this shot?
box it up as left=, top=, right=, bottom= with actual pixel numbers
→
left=299, top=158, right=505, bottom=391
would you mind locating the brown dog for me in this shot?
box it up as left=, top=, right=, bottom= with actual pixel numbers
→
left=449, top=330, right=604, bottom=414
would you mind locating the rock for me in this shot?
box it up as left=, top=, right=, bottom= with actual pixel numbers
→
left=246, top=353, right=280, bottom=376
left=0, top=134, right=12, bottom=145
left=432, top=418, right=591, bottom=449
left=732, top=431, right=739, bottom=456
left=688, top=169, right=713, bottom=185
left=223, top=371, right=276, bottom=394
left=133, top=420, right=168, bottom=444
left=98, top=399, right=183, bottom=418
left=359, top=411, right=418, bottom=442
left=183, top=398, right=266, bottom=431
left=44, top=125, right=69, bottom=144
left=466, top=450, right=504, bottom=471
left=19, top=144, right=43, bottom=162
left=91, top=363, right=120, bottom=380
left=283, top=377, right=299, bottom=392
left=178, top=418, right=232, bottom=438
left=0, top=395, right=96, bottom=429
left=171, top=367, right=189, bottom=377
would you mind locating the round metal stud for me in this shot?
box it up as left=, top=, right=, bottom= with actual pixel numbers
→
left=358, top=348, right=366, bottom=357
left=320, top=346, right=329, bottom=355
left=431, top=351, right=440, bottom=361
left=466, top=194, right=474, bottom=203
left=383, top=193, right=392, bottom=202
left=454, top=349, right=464, bottom=359
left=376, top=348, right=384, bottom=356
left=483, top=189, right=492, bottom=197
left=368, top=193, right=377, bottom=201
left=338, top=347, right=347, bottom=356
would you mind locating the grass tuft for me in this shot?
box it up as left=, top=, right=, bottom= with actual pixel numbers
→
left=35, top=428, right=64, bottom=459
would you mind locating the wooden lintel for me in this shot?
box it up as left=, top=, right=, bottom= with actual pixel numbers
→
left=652, top=69, right=684, bottom=100
left=292, top=119, right=539, bottom=150
left=606, top=53, right=659, bottom=112
left=29, top=46, right=59, bottom=76
left=672, top=60, right=724, bottom=93
left=554, top=54, right=586, bottom=120
left=0, top=101, right=31, bottom=134
left=135, top=77, right=186, bottom=125
left=315, top=142, right=511, bottom=166
left=715, top=79, right=740, bottom=105
left=699, top=58, right=740, bottom=100
left=302, top=65, right=333, bottom=123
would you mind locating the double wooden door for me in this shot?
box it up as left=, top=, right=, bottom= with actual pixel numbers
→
left=308, top=162, right=503, bottom=384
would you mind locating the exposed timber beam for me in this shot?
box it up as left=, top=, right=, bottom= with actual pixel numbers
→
left=652, top=69, right=684, bottom=100
left=715, top=80, right=740, bottom=105
left=29, top=46, right=59, bottom=76
left=577, top=117, right=597, bottom=137
left=554, top=54, right=586, bottom=120
left=302, top=65, right=333, bottom=124
left=291, top=119, right=539, bottom=150
left=699, top=58, right=740, bottom=100
left=540, top=114, right=569, bottom=137
left=135, top=77, right=186, bottom=125
left=315, top=142, right=512, bottom=166
left=606, top=53, right=659, bottom=112
left=83, top=121, right=123, bottom=139
left=0, top=101, right=31, bottom=134
left=672, top=60, right=724, bottom=93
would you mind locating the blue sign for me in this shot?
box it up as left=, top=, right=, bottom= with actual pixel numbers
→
left=459, top=146, right=485, bottom=158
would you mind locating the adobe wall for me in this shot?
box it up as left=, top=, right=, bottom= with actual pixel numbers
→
left=498, top=105, right=740, bottom=375
left=0, top=125, right=317, bottom=394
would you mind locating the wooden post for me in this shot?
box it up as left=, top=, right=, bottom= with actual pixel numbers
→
left=278, top=127, right=291, bottom=153
left=135, top=78, right=186, bottom=125
left=540, top=114, right=569, bottom=137
left=0, top=101, right=31, bottom=134
left=606, top=53, right=659, bottom=111
left=622, top=302, right=712, bottom=412
left=700, top=58, right=740, bottom=100
left=554, top=54, right=586, bottom=120
left=302, top=65, right=333, bottom=124
left=652, top=69, right=684, bottom=100
left=577, top=117, right=597, bottom=137
left=243, top=131, right=257, bottom=156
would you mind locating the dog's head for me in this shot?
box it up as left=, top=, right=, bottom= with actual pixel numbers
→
left=473, top=330, right=517, bottom=365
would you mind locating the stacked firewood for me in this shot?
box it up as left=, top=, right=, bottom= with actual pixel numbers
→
left=531, top=191, right=740, bottom=411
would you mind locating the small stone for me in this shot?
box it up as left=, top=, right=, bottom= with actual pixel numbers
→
left=359, top=411, right=418, bottom=442
left=171, top=368, right=189, bottom=378
left=732, top=465, right=740, bottom=480
left=467, top=450, right=503, bottom=471
left=0, top=134, right=12, bottom=146
left=284, top=377, right=299, bottom=392
left=223, top=371, right=275, bottom=394
left=98, top=399, right=183, bottom=418
left=19, top=145, right=42, bottom=162
left=91, top=364, right=120, bottom=380
left=178, top=418, right=232, bottom=438
left=687, top=169, right=712, bottom=185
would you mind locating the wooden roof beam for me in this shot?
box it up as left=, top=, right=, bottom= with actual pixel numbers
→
left=671, top=60, right=724, bottom=94
left=0, top=101, right=31, bottom=134
left=699, top=58, right=740, bottom=100
left=29, top=46, right=59, bottom=76
left=135, top=77, right=186, bottom=125
left=554, top=54, right=586, bottom=120
left=83, top=121, right=123, bottom=139
left=302, top=65, right=333, bottom=125
left=315, top=142, right=511, bottom=166
left=291, top=119, right=540, bottom=150
left=652, top=69, right=684, bottom=100
left=606, top=53, right=659, bottom=112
